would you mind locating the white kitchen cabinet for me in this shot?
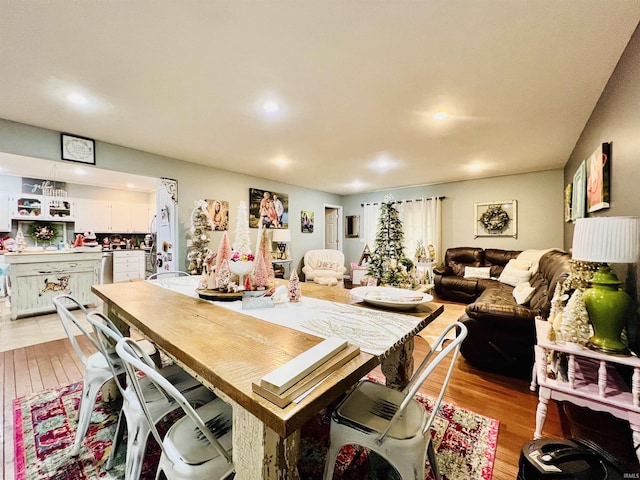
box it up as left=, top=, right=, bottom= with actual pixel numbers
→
left=10, top=194, right=75, bottom=221
left=75, top=200, right=152, bottom=233
left=5, top=251, right=101, bottom=320
left=0, top=193, right=11, bottom=231
left=112, top=250, right=145, bottom=282
left=74, top=199, right=112, bottom=233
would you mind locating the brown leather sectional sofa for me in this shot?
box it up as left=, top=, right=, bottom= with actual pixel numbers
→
left=434, top=247, right=572, bottom=377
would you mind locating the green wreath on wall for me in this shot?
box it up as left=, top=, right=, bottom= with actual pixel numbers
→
left=479, top=205, right=510, bottom=233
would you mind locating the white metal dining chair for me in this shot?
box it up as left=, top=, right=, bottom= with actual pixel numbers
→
left=86, top=311, right=216, bottom=478
left=146, top=271, right=191, bottom=280
left=322, top=322, right=468, bottom=480
left=52, top=294, right=127, bottom=456
left=116, top=337, right=235, bottom=480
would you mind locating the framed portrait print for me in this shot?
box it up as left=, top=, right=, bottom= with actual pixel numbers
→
left=301, top=210, right=314, bottom=233
left=474, top=200, right=517, bottom=238
left=586, top=142, right=611, bottom=213
left=564, top=183, right=573, bottom=223
left=571, top=161, right=586, bottom=221
left=248, top=188, right=289, bottom=229
left=61, top=133, right=95, bottom=164
left=206, top=199, right=229, bottom=231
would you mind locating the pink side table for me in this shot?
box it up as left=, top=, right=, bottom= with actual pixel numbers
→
left=533, top=319, right=640, bottom=463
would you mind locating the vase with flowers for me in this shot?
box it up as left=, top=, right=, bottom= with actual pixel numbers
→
left=28, top=222, right=58, bottom=248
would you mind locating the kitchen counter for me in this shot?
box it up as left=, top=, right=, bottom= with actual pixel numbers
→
left=5, top=250, right=101, bottom=320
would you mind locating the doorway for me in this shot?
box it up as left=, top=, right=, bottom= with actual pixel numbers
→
left=324, top=204, right=343, bottom=251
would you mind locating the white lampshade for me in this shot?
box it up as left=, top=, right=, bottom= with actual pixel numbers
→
left=272, top=229, right=291, bottom=243
left=572, top=216, right=640, bottom=263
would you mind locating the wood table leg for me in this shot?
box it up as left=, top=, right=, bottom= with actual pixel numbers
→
left=381, top=338, right=415, bottom=390
left=216, top=389, right=301, bottom=479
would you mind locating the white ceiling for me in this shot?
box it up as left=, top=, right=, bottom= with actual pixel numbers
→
left=1, top=1, right=639, bottom=195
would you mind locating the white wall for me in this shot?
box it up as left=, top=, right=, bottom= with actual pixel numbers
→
left=0, top=119, right=341, bottom=274
left=341, top=169, right=565, bottom=267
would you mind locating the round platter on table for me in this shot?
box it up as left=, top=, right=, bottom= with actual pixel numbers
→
left=350, top=286, right=433, bottom=311
left=196, top=289, right=243, bottom=301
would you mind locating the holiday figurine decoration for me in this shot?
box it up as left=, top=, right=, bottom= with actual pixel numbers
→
left=288, top=270, right=301, bottom=302
left=253, top=249, right=270, bottom=289
left=187, top=200, right=213, bottom=275
left=204, top=251, right=217, bottom=290
left=217, top=259, right=232, bottom=291
left=16, top=227, right=27, bottom=252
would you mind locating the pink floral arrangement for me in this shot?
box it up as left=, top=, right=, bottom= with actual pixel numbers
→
left=231, top=251, right=254, bottom=262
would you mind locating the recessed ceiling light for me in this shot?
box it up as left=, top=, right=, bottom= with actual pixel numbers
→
left=67, top=92, right=89, bottom=106
left=263, top=100, right=280, bottom=113
left=433, top=111, right=448, bottom=120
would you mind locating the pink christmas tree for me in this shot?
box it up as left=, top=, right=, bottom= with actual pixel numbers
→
left=288, top=270, right=301, bottom=302
left=258, top=227, right=275, bottom=280
left=215, top=231, right=232, bottom=273
left=217, top=259, right=231, bottom=291
left=253, top=249, right=270, bottom=289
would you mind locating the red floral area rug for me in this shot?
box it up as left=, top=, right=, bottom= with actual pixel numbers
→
left=14, top=381, right=498, bottom=480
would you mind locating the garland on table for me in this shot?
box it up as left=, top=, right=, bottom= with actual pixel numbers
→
left=479, top=205, right=510, bottom=233
left=28, top=222, right=58, bottom=242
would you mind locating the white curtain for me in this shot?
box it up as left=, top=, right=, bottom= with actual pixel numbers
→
left=362, top=202, right=381, bottom=255
left=398, top=197, right=443, bottom=264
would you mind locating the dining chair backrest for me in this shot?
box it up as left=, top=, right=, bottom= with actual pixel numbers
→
left=52, top=295, right=99, bottom=366
left=85, top=311, right=159, bottom=400
left=115, top=337, right=233, bottom=464
left=377, top=321, right=467, bottom=443
left=146, top=271, right=191, bottom=280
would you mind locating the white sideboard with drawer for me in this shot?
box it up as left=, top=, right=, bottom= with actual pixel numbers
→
left=113, top=250, right=146, bottom=283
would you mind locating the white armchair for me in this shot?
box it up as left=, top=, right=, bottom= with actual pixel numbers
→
left=302, top=249, right=347, bottom=285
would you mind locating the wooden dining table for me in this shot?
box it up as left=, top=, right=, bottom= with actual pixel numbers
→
left=92, top=279, right=443, bottom=479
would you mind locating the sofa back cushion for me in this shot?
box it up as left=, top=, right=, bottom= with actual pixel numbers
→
left=484, top=248, right=522, bottom=278
left=528, top=249, right=571, bottom=318
left=445, top=247, right=484, bottom=277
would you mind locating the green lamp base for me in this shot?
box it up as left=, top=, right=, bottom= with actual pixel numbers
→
left=583, top=265, right=632, bottom=356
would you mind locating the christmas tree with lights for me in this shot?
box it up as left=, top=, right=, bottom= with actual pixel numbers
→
left=187, top=200, right=212, bottom=274
left=368, top=196, right=413, bottom=287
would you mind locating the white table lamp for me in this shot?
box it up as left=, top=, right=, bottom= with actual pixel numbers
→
left=571, top=216, right=640, bottom=354
left=272, top=229, right=291, bottom=260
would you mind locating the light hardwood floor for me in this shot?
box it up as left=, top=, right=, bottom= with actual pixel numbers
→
left=1, top=296, right=570, bottom=480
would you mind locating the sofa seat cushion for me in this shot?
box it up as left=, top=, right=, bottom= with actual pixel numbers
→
left=465, top=283, right=538, bottom=329
left=438, top=275, right=478, bottom=295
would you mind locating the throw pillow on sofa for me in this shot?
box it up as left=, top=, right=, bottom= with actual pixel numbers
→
left=513, top=281, right=535, bottom=305
left=499, top=260, right=532, bottom=287
left=463, top=266, right=491, bottom=279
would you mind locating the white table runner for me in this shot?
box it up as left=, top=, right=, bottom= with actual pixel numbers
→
left=148, top=277, right=429, bottom=358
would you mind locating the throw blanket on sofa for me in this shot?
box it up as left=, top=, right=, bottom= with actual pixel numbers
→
left=517, top=248, right=555, bottom=274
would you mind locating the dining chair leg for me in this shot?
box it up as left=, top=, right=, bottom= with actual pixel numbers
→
left=107, top=410, right=126, bottom=470
left=69, top=380, right=104, bottom=456
left=427, top=441, right=441, bottom=480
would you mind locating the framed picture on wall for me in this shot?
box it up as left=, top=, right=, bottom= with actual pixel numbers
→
left=571, top=161, right=586, bottom=221
left=474, top=200, right=517, bottom=238
left=205, top=199, right=229, bottom=231
left=586, top=142, right=611, bottom=213
left=564, top=183, right=572, bottom=223
left=248, top=188, right=289, bottom=229
left=301, top=210, right=314, bottom=233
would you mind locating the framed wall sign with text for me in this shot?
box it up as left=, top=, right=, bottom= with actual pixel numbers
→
left=61, top=133, right=95, bottom=164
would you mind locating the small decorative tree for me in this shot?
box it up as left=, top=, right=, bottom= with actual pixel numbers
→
left=215, top=231, right=232, bottom=273
left=367, top=195, right=413, bottom=287
left=187, top=200, right=212, bottom=274
left=288, top=270, right=301, bottom=302
left=560, top=289, right=591, bottom=345
left=233, top=201, right=252, bottom=255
